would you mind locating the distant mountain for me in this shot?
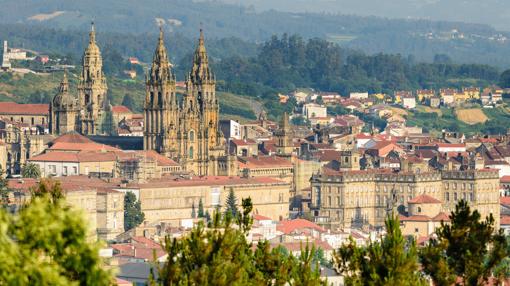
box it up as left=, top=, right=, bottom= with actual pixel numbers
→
left=1, top=0, right=510, bottom=67
left=219, top=0, right=510, bottom=31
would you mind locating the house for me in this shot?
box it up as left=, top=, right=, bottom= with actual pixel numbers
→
left=319, top=92, right=342, bottom=104
left=35, top=55, right=50, bottom=64
left=399, top=194, right=450, bottom=238
left=416, top=89, right=435, bottom=102
left=350, top=92, right=369, bottom=100
left=128, top=57, right=140, bottom=65
left=440, top=88, right=457, bottom=105
left=402, top=96, right=416, bottom=109
left=229, top=138, right=258, bottom=157
left=394, top=91, right=412, bottom=104
left=462, top=87, right=480, bottom=99
left=303, top=103, right=327, bottom=119
left=219, top=119, right=241, bottom=140
left=428, top=96, right=441, bottom=108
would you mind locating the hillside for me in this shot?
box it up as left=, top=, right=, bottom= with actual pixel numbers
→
left=0, top=72, right=260, bottom=121
left=455, top=109, right=488, bottom=125
left=1, top=1, right=510, bottom=67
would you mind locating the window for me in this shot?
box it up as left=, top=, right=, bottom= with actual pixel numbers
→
left=470, top=192, right=474, bottom=202
left=189, top=146, right=194, bottom=159
left=415, top=228, right=419, bottom=233
left=31, top=117, right=34, bottom=125
left=49, top=165, right=56, bottom=174
left=73, top=166, right=77, bottom=174
left=445, top=192, right=450, bottom=202
left=63, top=166, right=68, bottom=175
left=454, top=192, right=458, bottom=201
left=417, top=207, right=422, bottom=213
left=189, top=130, right=195, bottom=142
left=211, top=188, right=221, bottom=206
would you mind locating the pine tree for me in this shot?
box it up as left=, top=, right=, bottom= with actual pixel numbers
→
left=420, top=200, right=509, bottom=286
left=334, top=213, right=427, bottom=286
left=124, top=191, right=145, bottom=231
left=225, top=189, right=238, bottom=218
left=191, top=202, right=196, bottom=219
left=197, top=198, right=204, bottom=218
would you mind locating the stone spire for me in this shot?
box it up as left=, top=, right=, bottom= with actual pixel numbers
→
left=59, top=69, right=69, bottom=94
left=89, top=21, right=96, bottom=44
left=189, top=28, right=214, bottom=84
left=149, top=26, right=175, bottom=86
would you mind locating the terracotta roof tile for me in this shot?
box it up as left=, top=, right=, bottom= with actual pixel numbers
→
left=432, top=212, right=450, bottom=222
left=408, top=194, right=442, bottom=204
left=501, top=215, right=510, bottom=225
left=0, top=102, right=49, bottom=115
left=112, top=105, right=132, bottom=114
left=276, top=219, right=325, bottom=235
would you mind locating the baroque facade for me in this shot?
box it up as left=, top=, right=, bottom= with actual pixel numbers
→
left=310, top=168, right=500, bottom=230
left=144, top=29, right=226, bottom=176
left=50, top=23, right=112, bottom=136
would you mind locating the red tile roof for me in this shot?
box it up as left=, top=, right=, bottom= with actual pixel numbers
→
left=399, top=215, right=431, bottom=222
left=30, top=151, right=117, bottom=163
left=49, top=142, right=120, bottom=152
left=238, top=156, right=292, bottom=168
left=52, top=132, right=94, bottom=144
left=501, top=215, right=510, bottom=225
left=253, top=214, right=272, bottom=221
left=276, top=219, right=325, bottom=235
left=500, top=196, right=510, bottom=206
left=432, top=212, right=450, bottom=222
left=408, top=194, right=442, bottom=204
left=501, top=176, right=510, bottom=184
left=0, top=102, right=49, bottom=115
left=112, top=105, right=132, bottom=114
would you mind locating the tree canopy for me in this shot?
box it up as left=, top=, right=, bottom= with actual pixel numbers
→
left=0, top=179, right=113, bottom=285
left=124, top=191, right=145, bottom=231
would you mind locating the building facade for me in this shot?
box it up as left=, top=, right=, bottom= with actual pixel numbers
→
left=310, top=169, right=500, bottom=230
left=143, top=29, right=226, bottom=176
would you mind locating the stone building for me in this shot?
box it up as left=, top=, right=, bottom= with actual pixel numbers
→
left=50, top=23, right=113, bottom=136
left=310, top=168, right=500, bottom=230
left=143, top=29, right=226, bottom=176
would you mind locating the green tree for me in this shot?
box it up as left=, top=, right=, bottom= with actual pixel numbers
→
left=0, top=179, right=113, bottom=285
left=191, top=202, right=196, bottom=219
left=334, top=213, right=427, bottom=286
left=21, top=162, right=41, bottom=179
left=225, top=189, right=238, bottom=218
left=124, top=191, right=145, bottom=231
left=153, top=198, right=326, bottom=286
left=121, top=94, right=136, bottom=111
left=419, top=200, right=509, bottom=286
left=316, top=95, right=324, bottom=105
left=499, top=69, right=510, bottom=88
left=0, top=167, right=10, bottom=208
left=197, top=198, right=205, bottom=218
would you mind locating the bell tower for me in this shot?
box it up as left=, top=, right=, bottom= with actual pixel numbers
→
left=78, top=22, right=108, bottom=135
left=50, top=70, right=79, bottom=135
left=143, top=27, right=178, bottom=156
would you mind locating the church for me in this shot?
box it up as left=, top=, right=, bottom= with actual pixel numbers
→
left=50, top=24, right=232, bottom=176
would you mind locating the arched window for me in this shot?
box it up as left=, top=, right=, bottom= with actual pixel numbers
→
left=189, top=130, right=195, bottom=142
left=189, top=146, right=194, bottom=159
left=417, top=207, right=422, bottom=213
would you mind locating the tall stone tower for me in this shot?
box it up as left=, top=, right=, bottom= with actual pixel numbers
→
left=275, top=112, right=294, bottom=158
left=50, top=71, right=79, bottom=135
left=78, top=22, right=108, bottom=135
left=180, top=29, right=225, bottom=175
left=143, top=28, right=178, bottom=156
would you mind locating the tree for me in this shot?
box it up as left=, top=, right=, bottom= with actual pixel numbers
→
left=191, top=202, right=196, bottom=219
left=419, top=200, right=509, bottom=286
left=499, top=69, right=510, bottom=88
left=225, top=189, right=238, bottom=218
left=0, top=167, right=10, bottom=208
left=21, top=163, right=41, bottom=179
left=124, top=191, right=145, bottom=231
left=197, top=198, right=205, bottom=218
left=333, top=213, right=427, bottom=286
left=121, top=94, right=136, bottom=112
left=0, top=179, right=113, bottom=285
left=153, top=197, right=326, bottom=286
left=316, top=95, right=324, bottom=105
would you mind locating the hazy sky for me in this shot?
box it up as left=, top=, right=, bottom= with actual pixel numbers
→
left=220, top=0, right=510, bottom=31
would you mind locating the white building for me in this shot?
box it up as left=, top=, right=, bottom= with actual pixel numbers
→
left=303, top=103, right=327, bottom=119
left=349, top=92, right=369, bottom=100
left=402, top=96, right=416, bottom=109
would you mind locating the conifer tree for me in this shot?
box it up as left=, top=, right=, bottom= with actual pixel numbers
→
left=197, top=198, right=204, bottom=218
left=191, top=202, right=196, bottom=219
left=225, top=189, right=238, bottom=218
left=420, top=200, right=509, bottom=286
left=0, top=167, right=10, bottom=208
left=334, top=213, right=427, bottom=286
left=124, top=191, right=145, bottom=231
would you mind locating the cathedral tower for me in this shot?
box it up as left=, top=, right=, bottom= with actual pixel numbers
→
left=50, top=70, right=79, bottom=135
left=143, top=27, right=178, bottom=155
left=78, top=22, right=108, bottom=135
left=275, top=112, right=294, bottom=158
left=180, top=29, right=225, bottom=175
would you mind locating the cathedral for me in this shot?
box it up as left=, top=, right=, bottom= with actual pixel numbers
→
left=51, top=24, right=229, bottom=176
left=144, top=28, right=227, bottom=176
left=50, top=23, right=112, bottom=136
